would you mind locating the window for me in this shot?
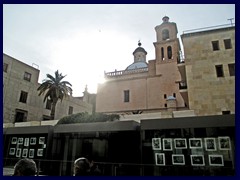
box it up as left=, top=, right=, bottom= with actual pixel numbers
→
left=164, top=104, right=167, bottom=107
left=46, top=99, right=52, bottom=110
left=164, top=94, right=167, bottom=99
left=224, top=39, right=232, bottom=49
left=3, top=63, right=8, bottom=73
left=15, top=109, right=28, bottom=123
left=19, top=91, right=28, bottom=103
left=212, top=41, right=220, bottom=51
left=222, top=111, right=230, bottom=115
left=161, top=47, right=164, bottom=60
left=215, top=65, right=224, bottom=77
left=173, top=93, right=176, bottom=98
left=24, top=72, right=32, bottom=81
left=167, top=46, right=172, bottom=59
left=228, top=63, right=235, bottom=76
left=124, top=90, right=130, bottom=102
left=162, top=29, right=169, bottom=40
left=68, top=106, right=73, bottom=115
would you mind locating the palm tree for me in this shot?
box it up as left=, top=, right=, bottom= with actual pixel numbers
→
left=37, top=70, right=73, bottom=120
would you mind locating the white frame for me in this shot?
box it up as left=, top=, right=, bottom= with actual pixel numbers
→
left=16, top=148, right=22, bottom=157
left=18, top=138, right=23, bottom=145
left=11, top=137, right=17, bottom=144
left=172, top=155, right=185, bottom=165
left=9, top=148, right=16, bottom=155
left=163, top=138, right=173, bottom=151
left=24, top=138, right=29, bottom=146
left=174, top=138, right=187, bottom=149
left=189, top=138, right=203, bottom=149
left=37, top=149, right=43, bottom=156
left=29, top=149, right=35, bottom=158
left=209, top=155, right=224, bottom=166
left=190, top=155, right=205, bottom=166
left=218, top=136, right=231, bottom=150
left=152, top=138, right=161, bottom=150
left=155, top=153, right=165, bottom=166
left=30, top=137, right=36, bottom=145
left=22, top=149, right=28, bottom=157
left=39, top=137, right=45, bottom=144
left=204, top=138, right=217, bottom=151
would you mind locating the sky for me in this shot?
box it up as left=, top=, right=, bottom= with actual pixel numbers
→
left=3, top=4, right=235, bottom=96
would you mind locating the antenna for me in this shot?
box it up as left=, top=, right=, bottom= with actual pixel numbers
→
left=227, top=18, right=234, bottom=26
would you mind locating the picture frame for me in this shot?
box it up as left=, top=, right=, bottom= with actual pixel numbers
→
left=11, top=137, right=17, bottom=144
left=189, top=138, right=203, bottom=149
left=22, top=149, right=28, bottom=158
left=152, top=138, right=161, bottom=150
left=155, top=153, right=165, bottom=166
left=190, top=155, right=205, bottom=166
left=39, top=137, right=45, bottom=144
left=30, top=137, right=36, bottom=145
left=218, top=136, right=231, bottom=150
left=163, top=138, right=173, bottom=151
left=204, top=138, right=217, bottom=151
left=29, top=149, right=34, bottom=158
left=24, top=138, right=29, bottom=147
left=17, top=138, right=23, bottom=145
left=9, top=148, right=15, bottom=155
left=209, top=155, right=224, bottom=166
left=16, top=148, right=22, bottom=157
left=172, top=154, right=185, bottom=165
left=37, top=149, right=44, bottom=156
left=174, top=138, right=187, bottom=149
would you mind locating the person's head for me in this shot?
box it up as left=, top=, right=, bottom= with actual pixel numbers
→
left=74, top=157, right=90, bottom=176
left=13, top=158, right=37, bottom=176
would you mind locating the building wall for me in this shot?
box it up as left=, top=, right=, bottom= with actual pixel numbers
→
left=181, top=27, right=235, bottom=115
left=3, top=54, right=92, bottom=124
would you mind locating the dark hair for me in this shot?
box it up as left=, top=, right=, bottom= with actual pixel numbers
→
left=74, top=157, right=90, bottom=176
left=13, top=158, right=37, bottom=176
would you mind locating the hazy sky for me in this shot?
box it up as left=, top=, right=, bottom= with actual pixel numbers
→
left=3, top=4, right=235, bottom=96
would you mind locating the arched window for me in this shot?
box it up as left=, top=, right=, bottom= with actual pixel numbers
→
left=167, top=46, right=172, bottom=59
left=161, top=47, right=164, bottom=60
left=162, top=29, right=169, bottom=40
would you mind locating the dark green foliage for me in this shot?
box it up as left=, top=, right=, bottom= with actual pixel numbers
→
left=57, top=112, right=120, bottom=125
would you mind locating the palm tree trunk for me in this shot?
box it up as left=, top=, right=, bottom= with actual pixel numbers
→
left=51, top=100, right=57, bottom=120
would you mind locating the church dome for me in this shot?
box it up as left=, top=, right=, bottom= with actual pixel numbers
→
left=126, top=61, right=148, bottom=70
left=133, top=41, right=147, bottom=55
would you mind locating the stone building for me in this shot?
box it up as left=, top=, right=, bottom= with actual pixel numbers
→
left=96, top=16, right=235, bottom=118
left=96, top=16, right=186, bottom=117
left=180, top=25, right=235, bottom=116
left=3, top=53, right=92, bottom=127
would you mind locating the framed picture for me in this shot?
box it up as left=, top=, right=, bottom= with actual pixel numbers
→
left=30, top=137, right=36, bottom=145
left=11, top=137, right=17, bottom=144
left=189, top=138, right=203, bottom=149
left=190, top=155, right=205, bottom=166
left=9, top=148, right=15, bottom=155
left=172, top=155, right=185, bottom=165
left=174, top=138, right=187, bottom=149
left=152, top=138, right=161, bottom=150
left=18, top=138, right=23, bottom=145
left=155, top=153, right=165, bottom=166
left=16, top=148, right=22, bottom=157
left=218, top=136, right=231, bottom=150
left=37, top=149, right=44, bottom=156
left=24, top=138, right=29, bottom=147
left=204, top=138, right=217, bottom=151
left=22, top=149, right=28, bottom=158
left=39, top=137, right=45, bottom=144
left=29, top=149, right=35, bottom=158
left=163, top=138, right=173, bottom=151
left=209, top=155, right=224, bottom=166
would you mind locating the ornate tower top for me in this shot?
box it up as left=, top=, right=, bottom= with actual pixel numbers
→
left=162, top=16, right=169, bottom=23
